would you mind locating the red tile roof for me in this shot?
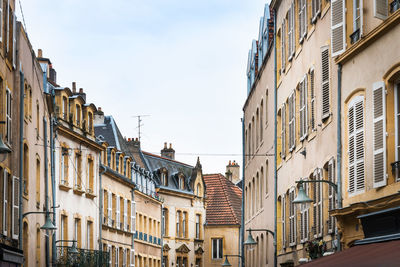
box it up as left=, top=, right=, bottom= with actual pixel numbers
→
left=203, top=173, right=242, bottom=225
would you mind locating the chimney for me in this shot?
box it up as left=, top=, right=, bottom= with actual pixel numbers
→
left=226, top=160, right=240, bottom=184
left=78, top=88, right=86, bottom=102
left=72, top=82, right=77, bottom=94
left=161, top=142, right=175, bottom=160
left=94, top=107, right=105, bottom=125
left=126, top=137, right=141, bottom=154
left=49, top=67, right=57, bottom=84
left=38, top=49, right=43, bottom=58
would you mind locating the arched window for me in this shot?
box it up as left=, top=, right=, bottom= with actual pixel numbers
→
left=62, top=96, right=68, bottom=120
left=23, top=143, right=29, bottom=195
left=36, top=157, right=40, bottom=206
left=256, top=172, right=260, bottom=211
left=196, top=183, right=201, bottom=196
left=260, top=100, right=264, bottom=141
left=75, top=104, right=81, bottom=126
left=36, top=102, right=40, bottom=138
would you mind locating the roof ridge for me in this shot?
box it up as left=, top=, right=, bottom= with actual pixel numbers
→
left=142, top=151, right=194, bottom=167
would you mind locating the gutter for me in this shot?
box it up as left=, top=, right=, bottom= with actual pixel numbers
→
left=50, top=88, right=57, bottom=264
left=43, top=117, right=50, bottom=267
left=241, top=117, right=245, bottom=267
left=18, top=70, right=24, bottom=253
left=273, top=9, right=278, bottom=267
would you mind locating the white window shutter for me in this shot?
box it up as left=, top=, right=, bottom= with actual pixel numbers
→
left=12, top=176, right=19, bottom=239
left=373, top=81, right=387, bottom=188
left=6, top=0, right=9, bottom=53
left=287, top=8, right=292, bottom=61
left=310, top=69, right=316, bottom=131
left=3, top=170, right=8, bottom=235
left=116, top=195, right=120, bottom=229
left=348, top=105, right=356, bottom=194
left=123, top=199, right=128, bottom=231
left=321, top=46, right=330, bottom=119
left=374, top=0, right=388, bottom=20
left=331, top=0, right=346, bottom=57
left=131, top=201, right=136, bottom=233
left=12, top=11, right=16, bottom=69
left=281, top=104, right=286, bottom=159
left=281, top=21, right=286, bottom=72
left=123, top=248, right=126, bottom=267
left=304, top=75, right=308, bottom=137
left=282, top=195, right=286, bottom=248
left=130, top=249, right=135, bottom=267
left=303, top=0, right=307, bottom=38
left=0, top=0, right=3, bottom=42
left=355, top=99, right=365, bottom=192
left=108, top=191, right=112, bottom=226
left=291, top=1, right=295, bottom=56
left=328, top=159, right=336, bottom=233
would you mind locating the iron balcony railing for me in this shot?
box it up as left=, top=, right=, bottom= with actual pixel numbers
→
left=55, top=246, right=109, bottom=267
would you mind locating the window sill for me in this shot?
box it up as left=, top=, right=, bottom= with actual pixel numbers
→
left=295, top=46, right=303, bottom=60
left=322, top=114, right=332, bottom=130
left=85, top=191, right=97, bottom=199
left=176, top=237, right=190, bottom=242
left=321, top=2, right=330, bottom=20
left=59, top=183, right=71, bottom=192
left=22, top=194, right=29, bottom=201
left=307, top=25, right=316, bottom=40
left=73, top=187, right=85, bottom=196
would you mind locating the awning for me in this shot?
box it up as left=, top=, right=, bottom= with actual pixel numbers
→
left=301, top=239, right=400, bottom=267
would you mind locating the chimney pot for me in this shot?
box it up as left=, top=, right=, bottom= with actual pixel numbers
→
left=169, top=143, right=172, bottom=149
left=79, top=88, right=83, bottom=94
left=164, top=142, right=167, bottom=149
left=72, top=82, right=76, bottom=93
left=38, top=49, right=43, bottom=58
left=98, top=107, right=102, bottom=111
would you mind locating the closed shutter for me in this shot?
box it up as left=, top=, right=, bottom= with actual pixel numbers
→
left=331, top=0, right=346, bottom=57
left=0, top=0, right=2, bottom=42
left=6, top=0, right=9, bottom=53
left=312, top=0, right=321, bottom=22
left=321, top=47, right=330, bottom=119
left=281, top=21, right=286, bottom=72
left=116, top=195, right=120, bottom=229
left=3, top=170, right=8, bottom=235
left=300, top=183, right=309, bottom=242
left=300, top=75, right=308, bottom=140
left=123, top=199, right=128, bottom=231
left=282, top=195, right=286, bottom=248
left=313, top=169, right=323, bottom=237
left=290, top=1, right=295, bottom=57
left=108, top=192, right=112, bottom=226
left=130, top=249, right=135, bottom=267
left=12, top=176, right=19, bottom=239
left=310, top=69, right=316, bottom=131
left=6, top=88, right=11, bottom=143
left=328, top=159, right=336, bottom=234
left=299, top=0, right=307, bottom=40
left=289, top=189, right=296, bottom=246
left=281, top=104, right=286, bottom=159
left=373, top=82, right=387, bottom=188
left=374, top=0, right=388, bottom=20
left=131, top=201, right=136, bottom=233
left=12, top=11, right=15, bottom=69
left=287, top=8, right=293, bottom=61
left=289, top=91, right=296, bottom=151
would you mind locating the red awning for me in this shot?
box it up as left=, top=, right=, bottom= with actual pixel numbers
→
left=301, top=239, right=400, bottom=267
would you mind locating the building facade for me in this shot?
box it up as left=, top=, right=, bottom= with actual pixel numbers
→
left=243, top=3, right=276, bottom=267
left=142, top=146, right=206, bottom=267
left=203, top=171, right=242, bottom=267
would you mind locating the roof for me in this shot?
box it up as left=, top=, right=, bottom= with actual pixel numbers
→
left=142, top=151, right=195, bottom=193
left=203, top=173, right=242, bottom=225
left=302, top=239, right=400, bottom=267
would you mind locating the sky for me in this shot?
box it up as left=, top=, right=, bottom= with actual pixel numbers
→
left=18, top=0, right=268, bottom=175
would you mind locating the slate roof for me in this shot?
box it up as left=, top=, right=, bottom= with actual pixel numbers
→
left=142, top=151, right=196, bottom=193
left=203, top=173, right=242, bottom=226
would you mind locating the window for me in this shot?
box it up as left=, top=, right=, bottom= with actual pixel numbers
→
left=108, top=191, right=113, bottom=226
left=3, top=170, right=9, bottom=236
left=321, top=46, right=330, bottom=119
left=5, top=88, right=11, bottom=144
left=88, top=112, right=93, bottom=133
left=281, top=21, right=286, bottom=72
left=353, top=0, right=362, bottom=33
left=183, top=211, right=188, bottom=238
left=212, top=238, right=223, bottom=259
left=60, top=215, right=68, bottom=245
left=348, top=95, right=365, bottom=194
left=115, top=247, right=119, bottom=267
left=74, top=152, right=82, bottom=189
left=311, top=0, right=321, bottom=22
left=178, top=176, right=185, bottom=190
left=281, top=195, right=286, bottom=248
left=313, top=169, right=323, bottom=238
left=86, top=221, right=93, bottom=249
left=288, top=91, right=296, bottom=151
left=256, top=109, right=259, bottom=147
left=176, top=211, right=181, bottom=237
left=123, top=198, right=128, bottom=231
left=116, top=195, right=121, bottom=229
left=287, top=2, right=295, bottom=60
left=12, top=175, right=19, bottom=239
left=195, top=214, right=200, bottom=239
left=36, top=158, right=40, bottom=206
left=300, top=182, right=309, bottom=243
left=331, top=0, right=346, bottom=56
left=395, top=83, right=400, bottom=180
left=75, top=104, right=81, bottom=126
left=131, top=201, right=136, bottom=233
left=289, top=189, right=296, bottom=246
left=62, top=96, right=68, bottom=120
left=374, top=0, right=389, bottom=19
left=299, top=0, right=307, bottom=41
left=260, top=100, right=263, bottom=141
left=74, top=218, right=81, bottom=248
left=23, top=144, right=29, bottom=195
left=299, top=75, right=308, bottom=140
left=196, top=183, right=201, bottom=196
left=87, top=157, right=94, bottom=193
left=36, top=103, right=40, bottom=138
left=161, top=171, right=167, bottom=186
left=281, top=104, right=286, bottom=159
left=327, top=160, right=336, bottom=233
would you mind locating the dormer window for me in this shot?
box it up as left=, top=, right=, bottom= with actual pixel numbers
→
left=161, top=171, right=168, bottom=186
left=178, top=175, right=185, bottom=190
left=88, top=112, right=93, bottom=133
left=75, top=104, right=81, bottom=126
left=62, top=96, right=68, bottom=120
left=196, top=183, right=201, bottom=196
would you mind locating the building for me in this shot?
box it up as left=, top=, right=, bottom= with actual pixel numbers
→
left=51, top=81, right=105, bottom=264
left=203, top=169, right=242, bottom=267
left=330, top=0, right=400, bottom=251
left=243, top=3, right=276, bottom=267
left=142, top=145, right=206, bottom=267
left=95, top=110, right=163, bottom=267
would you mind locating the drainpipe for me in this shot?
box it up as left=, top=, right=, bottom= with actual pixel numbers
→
left=273, top=8, right=278, bottom=267
left=50, top=89, right=57, bottom=264
left=99, top=165, right=106, bottom=249
left=336, top=63, right=343, bottom=252
left=241, top=117, right=245, bottom=267
left=161, top=203, right=164, bottom=267
left=43, top=118, right=50, bottom=267
left=18, top=70, right=24, bottom=252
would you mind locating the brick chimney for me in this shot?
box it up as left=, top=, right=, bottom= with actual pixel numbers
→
left=72, top=82, right=77, bottom=94
left=161, top=142, right=175, bottom=160
left=226, top=160, right=240, bottom=184
left=126, top=138, right=141, bottom=153
left=78, top=88, right=86, bottom=102
left=94, top=107, right=105, bottom=125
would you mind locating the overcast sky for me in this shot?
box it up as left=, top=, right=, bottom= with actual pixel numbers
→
left=19, top=0, right=267, bottom=175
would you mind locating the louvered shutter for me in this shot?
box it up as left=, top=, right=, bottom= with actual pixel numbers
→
left=291, top=1, right=295, bottom=57
left=287, top=7, right=293, bottom=61
left=130, top=249, right=135, bottom=267
left=0, top=0, right=2, bottom=42
left=355, top=99, right=365, bottom=192
left=281, top=104, right=286, bottom=159
left=108, top=192, right=112, bottom=226
left=374, top=0, right=388, bottom=20
left=304, top=183, right=309, bottom=241
left=116, top=195, right=120, bottom=229
left=289, top=91, right=296, bottom=151
left=302, top=0, right=307, bottom=38
left=281, top=21, right=286, bottom=72
left=373, top=82, right=387, bottom=188
left=317, top=169, right=323, bottom=237
left=312, top=0, right=321, bottom=21
left=131, top=201, right=136, bottom=233
left=299, top=0, right=304, bottom=41
left=348, top=105, right=356, bottom=194
left=321, top=47, right=330, bottom=119
left=282, top=195, right=286, bottom=248
left=328, top=159, right=336, bottom=233
left=12, top=11, right=15, bottom=69
left=3, top=171, right=8, bottom=235
left=310, top=69, right=316, bottom=131
left=331, top=0, right=346, bottom=57
left=124, top=199, right=128, bottom=231
left=12, top=176, right=19, bottom=239
left=300, top=76, right=308, bottom=140
left=6, top=0, right=9, bottom=53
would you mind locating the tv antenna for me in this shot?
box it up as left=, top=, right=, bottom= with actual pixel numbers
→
left=131, top=115, right=150, bottom=142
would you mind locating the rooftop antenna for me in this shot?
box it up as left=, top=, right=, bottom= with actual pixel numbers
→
left=131, top=115, right=150, bottom=142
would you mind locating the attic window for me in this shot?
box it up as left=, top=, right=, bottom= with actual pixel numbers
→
left=161, top=171, right=168, bottom=186
left=178, top=176, right=185, bottom=190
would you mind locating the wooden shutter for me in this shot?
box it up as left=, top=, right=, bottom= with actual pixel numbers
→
left=123, top=199, right=128, bottom=231
left=302, top=0, right=307, bottom=38
left=281, top=21, right=286, bottom=72
left=310, top=69, right=316, bottom=131
left=130, top=249, right=135, bottom=267
left=12, top=11, right=15, bottom=69
left=291, top=1, right=295, bottom=57
left=3, top=170, right=8, bottom=235
left=287, top=8, right=293, bottom=61
left=131, top=201, right=136, bottom=233
left=12, top=176, right=19, bottom=239
left=116, top=195, right=120, bottom=229
left=374, top=0, right=388, bottom=20
left=299, top=0, right=304, bottom=41
left=300, top=75, right=308, bottom=140
left=328, top=159, right=336, bottom=234
left=373, top=82, right=387, bottom=188
left=282, top=195, right=286, bottom=248
left=304, top=183, right=309, bottom=241
left=289, top=91, right=296, bottom=150
left=321, top=47, right=330, bottom=119
left=331, top=0, right=346, bottom=57
left=317, top=169, right=323, bottom=237
left=312, top=0, right=321, bottom=21
left=0, top=0, right=2, bottom=42
left=281, top=104, right=286, bottom=159
left=289, top=189, right=296, bottom=246
left=6, top=89, right=11, bottom=143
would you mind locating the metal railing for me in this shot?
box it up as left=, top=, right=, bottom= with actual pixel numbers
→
left=55, top=246, right=109, bottom=267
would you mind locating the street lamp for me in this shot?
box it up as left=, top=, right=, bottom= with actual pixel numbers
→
left=244, top=229, right=276, bottom=267
left=221, top=255, right=243, bottom=267
left=55, top=240, right=79, bottom=254
left=23, top=211, right=57, bottom=235
left=0, top=133, right=11, bottom=162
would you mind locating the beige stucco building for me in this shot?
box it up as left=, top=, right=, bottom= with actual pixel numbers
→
left=203, top=171, right=242, bottom=267
left=243, top=3, right=276, bottom=267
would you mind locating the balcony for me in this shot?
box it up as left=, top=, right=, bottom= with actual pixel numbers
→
left=55, top=247, right=109, bottom=267
left=390, top=0, right=400, bottom=13
left=144, top=233, right=148, bottom=242
left=149, top=235, right=153, bottom=243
